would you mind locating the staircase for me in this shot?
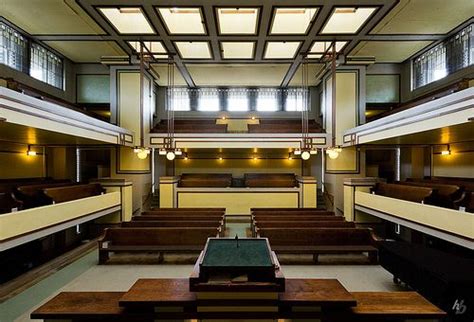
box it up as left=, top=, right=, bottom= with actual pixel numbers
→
left=150, top=193, right=160, bottom=208
left=316, top=189, right=326, bottom=210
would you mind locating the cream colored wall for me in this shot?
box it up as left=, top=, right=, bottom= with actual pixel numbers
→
left=324, top=148, right=367, bottom=215
left=432, top=142, right=474, bottom=178
left=118, top=72, right=141, bottom=146
left=323, top=70, right=364, bottom=215
left=175, top=158, right=302, bottom=177
left=110, top=147, right=152, bottom=214
left=0, top=143, right=44, bottom=179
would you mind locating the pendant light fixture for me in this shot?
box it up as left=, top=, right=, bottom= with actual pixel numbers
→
left=325, top=42, right=342, bottom=160
left=292, top=55, right=317, bottom=160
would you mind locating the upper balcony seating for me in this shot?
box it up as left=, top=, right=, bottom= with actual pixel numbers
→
left=3, top=78, right=110, bottom=122
left=0, top=178, right=70, bottom=213
left=152, top=119, right=228, bottom=133
left=176, top=173, right=298, bottom=188
left=0, top=181, right=106, bottom=214
left=244, top=173, right=297, bottom=188
left=0, top=193, right=22, bottom=214
left=12, top=181, right=75, bottom=209
left=367, top=78, right=471, bottom=122
left=408, top=177, right=474, bottom=212
left=393, top=181, right=464, bottom=209
left=152, top=118, right=324, bottom=133
left=373, top=180, right=473, bottom=212
left=372, top=182, right=434, bottom=204
left=43, top=184, right=105, bottom=204
left=178, top=173, right=232, bottom=188
left=248, top=119, right=323, bottom=133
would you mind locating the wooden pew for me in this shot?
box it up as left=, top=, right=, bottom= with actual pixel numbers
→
left=150, top=207, right=226, bottom=212
left=257, top=227, right=378, bottom=263
left=253, top=215, right=344, bottom=222
left=252, top=207, right=332, bottom=212
left=408, top=177, right=474, bottom=212
left=253, top=221, right=355, bottom=237
left=395, top=181, right=463, bottom=209
left=244, top=173, right=297, bottom=187
left=372, top=182, right=433, bottom=203
left=252, top=210, right=334, bottom=216
left=0, top=193, right=22, bottom=214
left=141, top=210, right=224, bottom=217
left=134, top=215, right=223, bottom=222
left=98, top=227, right=219, bottom=264
left=0, top=177, right=69, bottom=194
left=123, top=220, right=223, bottom=228
left=179, top=173, right=233, bottom=188
left=13, top=182, right=74, bottom=209
left=43, top=183, right=105, bottom=204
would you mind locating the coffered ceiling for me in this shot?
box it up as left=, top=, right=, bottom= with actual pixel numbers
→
left=1, top=0, right=472, bottom=87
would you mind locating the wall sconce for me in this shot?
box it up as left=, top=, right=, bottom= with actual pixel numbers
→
left=26, top=146, right=37, bottom=156
left=134, top=147, right=151, bottom=159
left=326, top=146, right=342, bottom=159
left=440, top=144, right=451, bottom=156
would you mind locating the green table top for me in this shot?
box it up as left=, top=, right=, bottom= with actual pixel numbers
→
left=201, top=239, right=273, bottom=268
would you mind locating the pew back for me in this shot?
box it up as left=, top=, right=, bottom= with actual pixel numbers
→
left=373, top=183, right=433, bottom=203
left=244, top=173, right=297, bottom=188
left=102, top=227, right=218, bottom=246
left=255, top=221, right=355, bottom=228
left=43, top=184, right=104, bottom=203
left=259, top=228, right=374, bottom=246
left=122, top=220, right=221, bottom=228
left=134, top=215, right=223, bottom=221
left=253, top=215, right=344, bottom=221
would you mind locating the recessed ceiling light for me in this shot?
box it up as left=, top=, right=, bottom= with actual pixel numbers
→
left=157, top=7, right=206, bottom=34
left=264, top=42, right=301, bottom=59
left=217, top=8, right=259, bottom=34
left=307, top=54, right=322, bottom=59
left=221, top=42, right=255, bottom=59
left=270, top=8, right=318, bottom=34
left=321, top=7, right=376, bottom=34
left=309, top=41, right=348, bottom=53
left=99, top=7, right=154, bottom=34
left=175, top=41, right=212, bottom=59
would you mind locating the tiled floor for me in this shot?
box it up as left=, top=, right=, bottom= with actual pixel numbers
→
left=1, top=222, right=406, bottom=322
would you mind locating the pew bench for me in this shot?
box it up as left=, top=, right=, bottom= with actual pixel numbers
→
left=123, top=220, right=223, bottom=228
left=134, top=215, right=223, bottom=222
left=43, top=183, right=105, bottom=204
left=0, top=192, right=22, bottom=214
left=251, top=207, right=333, bottom=212
left=150, top=207, right=226, bottom=212
left=252, top=210, right=335, bottom=216
left=253, top=221, right=356, bottom=237
left=395, top=181, right=463, bottom=209
left=179, top=173, right=232, bottom=188
left=244, top=173, right=297, bottom=187
left=372, top=182, right=433, bottom=203
left=98, top=227, right=220, bottom=264
left=13, top=181, right=74, bottom=209
left=258, top=228, right=378, bottom=264
left=252, top=215, right=344, bottom=222
left=141, top=210, right=225, bottom=217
